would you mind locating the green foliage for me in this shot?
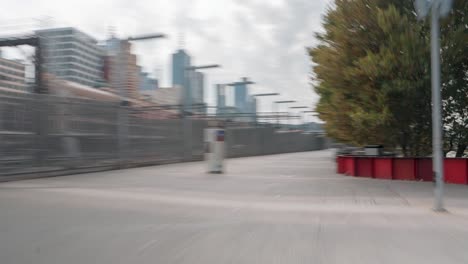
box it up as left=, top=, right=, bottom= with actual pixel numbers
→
left=441, top=0, right=468, bottom=157
left=309, top=0, right=467, bottom=156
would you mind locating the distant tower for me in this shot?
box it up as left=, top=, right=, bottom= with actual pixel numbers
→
left=172, top=49, right=191, bottom=110
left=178, top=32, right=186, bottom=49
left=234, top=77, right=249, bottom=113
left=171, top=49, right=191, bottom=87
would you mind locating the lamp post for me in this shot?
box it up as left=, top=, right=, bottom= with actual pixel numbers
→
left=414, top=0, right=452, bottom=212
left=217, top=78, right=255, bottom=123
left=183, top=64, right=221, bottom=161
left=183, top=64, right=220, bottom=115
left=117, top=33, right=167, bottom=99
left=117, top=33, right=166, bottom=164
left=274, top=100, right=296, bottom=130
left=253, top=93, right=279, bottom=126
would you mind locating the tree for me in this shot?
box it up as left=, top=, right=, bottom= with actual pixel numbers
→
left=309, top=0, right=432, bottom=156
left=309, top=0, right=467, bottom=157
left=441, top=0, right=468, bottom=157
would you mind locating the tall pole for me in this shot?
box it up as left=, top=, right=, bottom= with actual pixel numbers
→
left=183, top=68, right=193, bottom=161
left=273, top=102, right=279, bottom=128
left=253, top=93, right=278, bottom=128
left=183, top=64, right=220, bottom=161
left=254, top=99, right=258, bottom=127
left=301, top=112, right=305, bottom=130
left=431, top=2, right=444, bottom=211
left=117, top=40, right=129, bottom=164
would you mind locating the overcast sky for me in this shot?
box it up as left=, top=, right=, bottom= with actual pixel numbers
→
left=0, top=0, right=331, bottom=121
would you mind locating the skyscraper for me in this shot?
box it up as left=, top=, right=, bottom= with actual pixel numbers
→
left=139, top=71, right=158, bottom=91
left=234, top=77, right=249, bottom=113
left=172, top=49, right=192, bottom=111
left=171, top=49, right=191, bottom=88
left=102, top=37, right=140, bottom=98
left=36, top=27, right=105, bottom=87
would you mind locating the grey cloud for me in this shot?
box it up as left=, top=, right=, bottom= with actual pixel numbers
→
left=228, top=0, right=327, bottom=108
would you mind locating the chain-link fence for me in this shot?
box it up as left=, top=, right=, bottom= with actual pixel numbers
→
left=0, top=91, right=207, bottom=175
left=0, top=91, right=327, bottom=177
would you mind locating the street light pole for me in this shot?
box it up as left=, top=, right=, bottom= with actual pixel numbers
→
left=289, top=106, right=309, bottom=130
left=415, top=0, right=452, bottom=212
left=274, top=100, right=296, bottom=130
left=223, top=78, right=255, bottom=123
left=183, top=64, right=221, bottom=161
left=253, top=93, right=279, bottom=127
left=430, top=2, right=444, bottom=212
left=117, top=33, right=166, bottom=164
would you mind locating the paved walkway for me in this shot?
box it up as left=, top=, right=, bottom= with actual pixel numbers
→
left=1, top=150, right=468, bottom=264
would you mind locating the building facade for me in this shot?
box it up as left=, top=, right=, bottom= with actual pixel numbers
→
left=140, top=86, right=181, bottom=106
left=139, top=71, right=159, bottom=91
left=102, top=37, right=140, bottom=99
left=171, top=49, right=191, bottom=88
left=0, top=56, right=26, bottom=91
left=171, top=49, right=193, bottom=111
left=36, top=27, right=105, bottom=88
left=234, top=77, right=250, bottom=113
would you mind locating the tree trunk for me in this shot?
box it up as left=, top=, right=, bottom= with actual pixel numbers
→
left=456, top=144, right=467, bottom=158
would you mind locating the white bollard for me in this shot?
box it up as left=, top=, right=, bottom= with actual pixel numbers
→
left=204, top=124, right=225, bottom=174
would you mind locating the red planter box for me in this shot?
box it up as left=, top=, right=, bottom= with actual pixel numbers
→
left=393, top=158, right=417, bottom=181
left=417, top=158, right=433, bottom=182
left=356, top=158, right=373, bottom=178
left=444, top=159, right=468, bottom=185
left=344, top=156, right=356, bottom=176
left=374, top=158, right=393, bottom=180
left=337, top=156, right=346, bottom=174
left=335, top=155, right=468, bottom=185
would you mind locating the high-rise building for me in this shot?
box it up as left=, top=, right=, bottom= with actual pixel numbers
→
left=139, top=70, right=159, bottom=91
left=172, top=49, right=192, bottom=110
left=140, top=86, right=181, bottom=106
left=0, top=56, right=26, bottom=91
left=102, top=37, right=140, bottom=99
left=171, top=49, right=191, bottom=88
left=127, top=49, right=139, bottom=99
left=36, top=27, right=105, bottom=88
left=234, top=77, right=249, bottom=113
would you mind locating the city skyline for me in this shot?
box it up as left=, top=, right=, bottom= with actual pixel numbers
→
left=0, top=0, right=329, bottom=121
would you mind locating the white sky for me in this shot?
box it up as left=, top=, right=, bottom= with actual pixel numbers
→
left=0, top=0, right=331, bottom=122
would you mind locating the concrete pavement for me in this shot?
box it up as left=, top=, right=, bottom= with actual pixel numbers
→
left=1, top=150, right=468, bottom=263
